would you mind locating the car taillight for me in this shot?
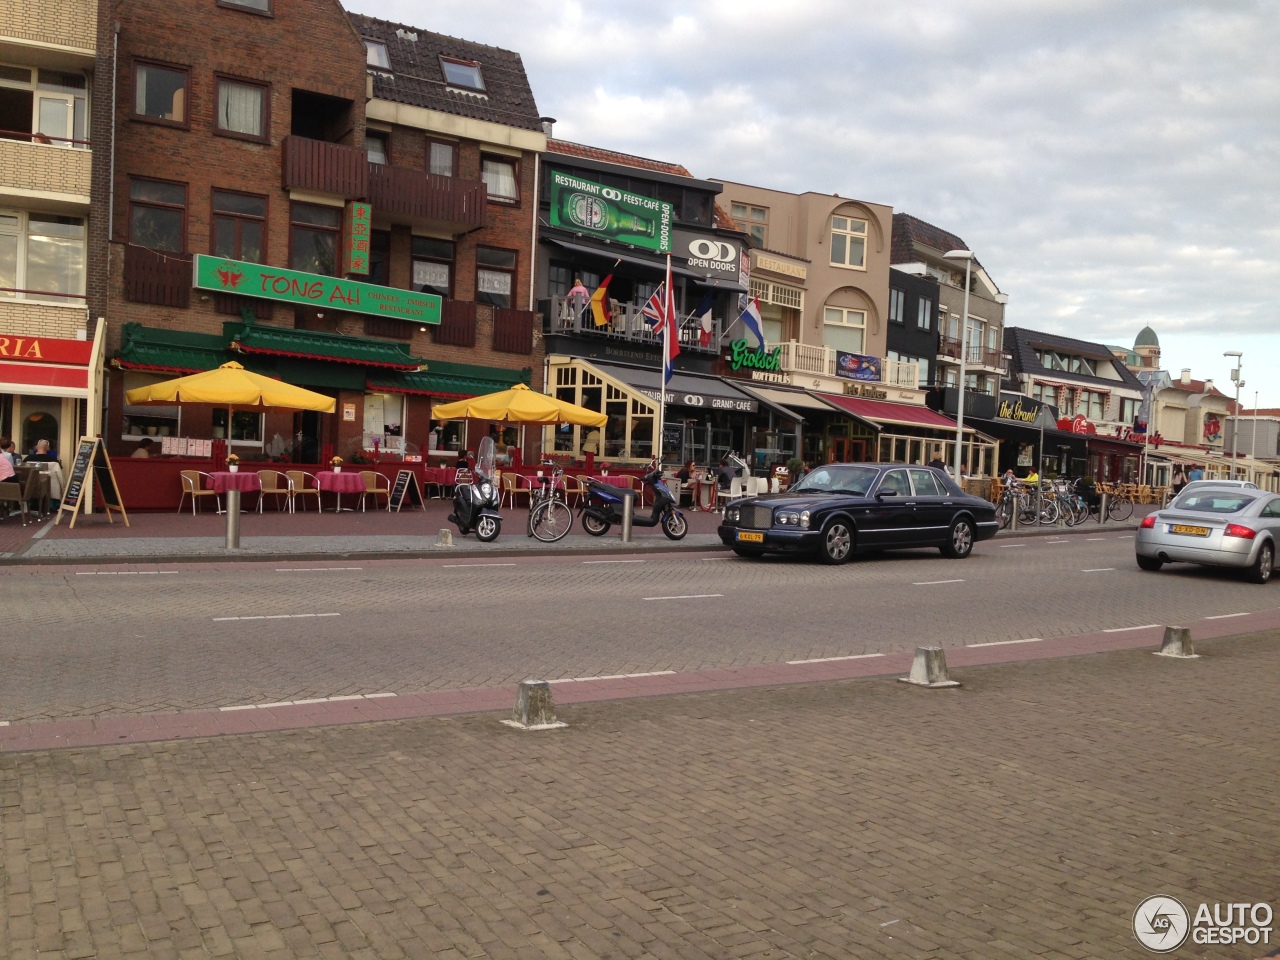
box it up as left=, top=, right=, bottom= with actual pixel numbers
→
left=1140, top=515, right=1157, bottom=529
left=1224, top=523, right=1257, bottom=539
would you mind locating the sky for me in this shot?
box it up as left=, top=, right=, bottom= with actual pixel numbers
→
left=347, top=0, right=1280, bottom=408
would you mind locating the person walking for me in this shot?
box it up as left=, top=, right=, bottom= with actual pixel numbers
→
left=1171, top=464, right=1187, bottom=494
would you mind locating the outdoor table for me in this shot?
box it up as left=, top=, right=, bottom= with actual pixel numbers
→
left=208, top=470, right=261, bottom=513
left=423, top=467, right=458, bottom=498
left=688, top=476, right=717, bottom=512
left=315, top=469, right=366, bottom=512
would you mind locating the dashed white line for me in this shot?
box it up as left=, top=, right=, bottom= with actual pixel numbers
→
left=968, top=638, right=1043, bottom=648
left=913, top=579, right=965, bottom=586
left=1116, top=534, right=1135, bottom=539
left=1204, top=612, right=1250, bottom=620
left=218, top=692, right=396, bottom=712
left=76, top=570, right=180, bottom=575
left=998, top=544, right=1026, bottom=548
left=0, top=720, right=9, bottom=727
left=1081, top=567, right=1116, bottom=573
left=582, top=559, right=646, bottom=564
left=787, top=653, right=885, bottom=665
left=1102, top=624, right=1161, bottom=633
left=1086, top=537, right=1107, bottom=541
left=643, top=593, right=723, bottom=600
left=441, top=563, right=518, bottom=568
left=212, top=612, right=340, bottom=622
left=275, top=567, right=363, bottom=572
left=700, top=557, right=731, bottom=561
left=548, top=671, right=676, bottom=683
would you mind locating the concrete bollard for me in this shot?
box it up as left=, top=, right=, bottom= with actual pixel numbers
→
left=437, top=528, right=453, bottom=546
left=1155, top=625, right=1198, bottom=659
left=899, top=646, right=961, bottom=688
left=502, top=680, right=568, bottom=730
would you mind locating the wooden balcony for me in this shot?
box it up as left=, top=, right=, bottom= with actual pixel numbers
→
left=432, top=299, right=477, bottom=348
left=492, top=307, right=535, bottom=355
left=281, top=136, right=367, bottom=199
left=367, top=163, right=487, bottom=232
left=123, top=247, right=190, bottom=308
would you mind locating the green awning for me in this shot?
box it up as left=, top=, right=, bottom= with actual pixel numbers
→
left=367, top=361, right=531, bottom=399
left=224, top=320, right=424, bottom=370
left=112, top=323, right=233, bottom=374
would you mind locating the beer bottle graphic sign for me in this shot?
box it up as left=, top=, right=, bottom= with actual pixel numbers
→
left=549, top=170, right=673, bottom=253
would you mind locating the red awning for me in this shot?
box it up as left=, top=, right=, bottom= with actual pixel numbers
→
left=0, top=336, right=94, bottom=398
left=820, top=393, right=969, bottom=431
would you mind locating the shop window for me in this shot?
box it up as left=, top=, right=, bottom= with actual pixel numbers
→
left=917, top=297, right=932, bottom=331
left=215, top=76, right=268, bottom=140
left=0, top=210, right=86, bottom=301
left=476, top=246, right=515, bottom=308
left=412, top=236, right=453, bottom=298
left=363, top=393, right=404, bottom=454
left=481, top=155, right=518, bottom=203
left=822, top=306, right=865, bottom=354
left=440, top=56, right=484, bottom=91
left=129, top=178, right=186, bottom=252
left=730, top=202, right=767, bottom=246
left=133, top=61, right=187, bottom=126
left=290, top=202, right=341, bottom=276
left=212, top=190, right=266, bottom=262
left=365, top=130, right=388, bottom=164
left=888, top=288, right=904, bottom=323
left=428, top=140, right=455, bottom=177
left=213, top=408, right=263, bottom=446
left=829, top=215, right=866, bottom=269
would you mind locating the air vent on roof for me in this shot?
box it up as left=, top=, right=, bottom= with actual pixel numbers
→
left=396, top=29, right=417, bottom=41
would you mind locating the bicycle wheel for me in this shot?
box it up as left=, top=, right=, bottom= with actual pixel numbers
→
left=529, top=499, right=574, bottom=542
left=1108, top=495, right=1134, bottom=522
left=1038, top=499, right=1059, bottom=525
left=996, top=498, right=1013, bottom=529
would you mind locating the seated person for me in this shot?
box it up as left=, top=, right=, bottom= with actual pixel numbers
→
left=715, top=458, right=736, bottom=490
left=0, top=437, right=16, bottom=469
left=24, top=439, right=57, bottom=463
left=456, top=451, right=472, bottom=469
left=132, top=438, right=155, bottom=458
left=676, top=460, right=695, bottom=483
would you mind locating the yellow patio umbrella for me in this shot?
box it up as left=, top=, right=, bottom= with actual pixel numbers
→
left=432, top=383, right=606, bottom=426
left=125, top=361, right=336, bottom=412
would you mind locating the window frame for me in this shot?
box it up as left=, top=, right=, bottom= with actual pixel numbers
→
left=822, top=305, right=867, bottom=354
left=917, top=296, right=932, bottom=331
left=0, top=208, right=87, bottom=303
left=888, top=287, right=905, bottom=324
left=475, top=245, right=517, bottom=309
left=213, top=74, right=270, bottom=143
left=365, top=40, right=391, bottom=71
left=411, top=236, right=455, bottom=299
left=288, top=201, right=342, bottom=277
left=829, top=214, right=868, bottom=270
left=427, top=138, right=456, bottom=177
left=128, top=177, right=187, bottom=253
left=480, top=153, right=520, bottom=205
left=439, top=56, right=485, bottom=91
left=210, top=188, right=267, bottom=263
left=365, top=130, right=389, bottom=165
left=131, top=59, right=190, bottom=129
left=217, top=0, right=273, bottom=15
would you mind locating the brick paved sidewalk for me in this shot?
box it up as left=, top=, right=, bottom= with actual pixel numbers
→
left=3, top=631, right=1275, bottom=959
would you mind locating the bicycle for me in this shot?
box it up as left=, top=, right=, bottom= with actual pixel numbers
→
left=527, top=460, right=574, bottom=542
left=996, top=480, right=1057, bottom=528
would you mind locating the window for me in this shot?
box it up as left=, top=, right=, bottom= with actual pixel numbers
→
left=365, top=41, right=390, bottom=71
left=481, top=155, right=518, bottom=203
left=547, top=263, right=571, bottom=298
left=367, top=230, right=391, bottom=286
left=0, top=66, right=90, bottom=148
left=412, top=237, right=453, bottom=298
left=129, top=178, right=186, bottom=252
left=215, top=77, right=267, bottom=140
left=822, top=306, right=865, bottom=354
left=211, top=190, right=265, bottom=262
left=1033, top=383, right=1058, bottom=408
left=888, top=288, right=905, bottom=324
left=917, top=297, right=932, bottom=331
left=133, top=61, right=187, bottom=125
left=1120, top=397, right=1140, bottom=424
left=0, top=211, right=86, bottom=301
left=219, top=0, right=271, bottom=12
left=290, top=202, right=341, bottom=275
left=428, top=140, right=455, bottom=177
left=829, top=215, right=866, bottom=269
left=476, top=247, right=516, bottom=308
left=213, top=408, right=263, bottom=446
left=1078, top=390, right=1106, bottom=421
left=440, top=56, right=484, bottom=91
left=730, top=202, right=768, bottom=246
left=365, top=131, right=388, bottom=165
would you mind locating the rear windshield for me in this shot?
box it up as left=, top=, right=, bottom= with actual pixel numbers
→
left=1172, top=492, right=1256, bottom=514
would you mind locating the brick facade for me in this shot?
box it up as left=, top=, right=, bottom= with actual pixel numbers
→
left=0, top=140, right=92, bottom=199
left=0, top=302, right=89, bottom=339
left=0, top=0, right=97, bottom=54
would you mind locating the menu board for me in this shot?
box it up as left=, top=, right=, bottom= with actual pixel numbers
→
left=390, top=470, right=423, bottom=512
left=57, top=437, right=129, bottom=529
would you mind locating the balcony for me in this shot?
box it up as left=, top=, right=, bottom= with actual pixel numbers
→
left=938, top=336, right=1004, bottom=371
left=281, top=136, right=367, bottom=199
left=123, top=247, right=190, bottom=308
left=0, top=0, right=97, bottom=61
left=367, top=163, right=486, bottom=233
left=0, top=137, right=91, bottom=205
left=544, top=294, right=721, bottom=354
left=771, top=339, right=920, bottom=389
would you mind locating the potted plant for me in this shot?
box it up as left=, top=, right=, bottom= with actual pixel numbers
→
left=226, top=453, right=240, bottom=473
left=331, top=455, right=344, bottom=474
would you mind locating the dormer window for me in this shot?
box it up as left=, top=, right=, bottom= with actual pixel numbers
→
left=365, top=41, right=390, bottom=71
left=440, top=56, right=484, bottom=91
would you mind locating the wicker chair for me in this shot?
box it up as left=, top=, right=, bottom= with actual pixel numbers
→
left=359, top=470, right=390, bottom=512
left=257, top=470, right=294, bottom=513
left=178, top=470, right=222, bottom=515
left=0, top=479, right=30, bottom=525
left=286, top=471, right=321, bottom=512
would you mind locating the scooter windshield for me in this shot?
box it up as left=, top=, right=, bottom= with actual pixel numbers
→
left=475, top=436, right=497, bottom=479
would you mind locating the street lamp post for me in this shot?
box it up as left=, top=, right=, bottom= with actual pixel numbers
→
left=943, top=249, right=975, bottom=481
left=1225, top=350, right=1243, bottom=476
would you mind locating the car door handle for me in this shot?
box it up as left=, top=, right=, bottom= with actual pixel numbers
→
left=904, top=501, right=917, bottom=506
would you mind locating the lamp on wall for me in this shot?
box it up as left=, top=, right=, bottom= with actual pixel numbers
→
left=943, top=249, right=975, bottom=480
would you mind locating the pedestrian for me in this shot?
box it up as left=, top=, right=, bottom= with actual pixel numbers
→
left=1188, top=464, right=1204, bottom=483
left=927, top=450, right=947, bottom=472
left=1171, top=464, right=1187, bottom=494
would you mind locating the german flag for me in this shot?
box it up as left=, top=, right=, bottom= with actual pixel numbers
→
left=589, top=274, right=612, bottom=327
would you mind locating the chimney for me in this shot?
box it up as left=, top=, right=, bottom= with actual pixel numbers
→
left=540, top=116, right=556, bottom=138
left=1180, top=368, right=1191, bottom=385
left=1203, top=378, right=1214, bottom=393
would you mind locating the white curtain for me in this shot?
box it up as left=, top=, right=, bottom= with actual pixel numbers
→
left=219, top=82, right=263, bottom=136
left=482, top=159, right=517, bottom=200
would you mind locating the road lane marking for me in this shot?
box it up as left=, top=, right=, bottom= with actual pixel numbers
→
left=441, top=563, right=518, bottom=568
left=700, top=557, right=731, bottom=561
left=968, top=638, right=1043, bottom=648
left=275, top=567, right=363, bottom=572
left=76, top=570, right=180, bottom=575
left=912, top=579, right=965, bottom=586
left=1204, top=612, right=1250, bottom=620
left=212, top=613, right=340, bottom=622
left=582, top=559, right=646, bottom=564
left=1116, top=535, right=1134, bottom=538
left=643, top=593, right=723, bottom=600
left=1102, top=624, right=1161, bottom=633
left=1081, top=568, right=1116, bottom=572
left=1086, top=537, right=1107, bottom=541
left=787, top=653, right=885, bottom=665
left=218, top=691, right=396, bottom=712
left=0, top=720, right=8, bottom=726
left=998, top=543, right=1025, bottom=548
left=548, top=671, right=676, bottom=683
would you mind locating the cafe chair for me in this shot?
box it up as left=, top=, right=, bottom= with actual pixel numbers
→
left=560, top=474, right=584, bottom=507
left=178, top=470, right=223, bottom=515
left=16, top=467, right=51, bottom=518
left=0, top=479, right=30, bottom=525
left=359, top=470, right=391, bottom=512
left=286, top=470, right=322, bottom=513
left=717, top=477, right=748, bottom=513
left=257, top=469, right=294, bottom=513
left=421, top=473, right=442, bottom=500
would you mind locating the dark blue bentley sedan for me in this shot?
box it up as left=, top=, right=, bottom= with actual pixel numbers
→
left=717, top=463, right=999, bottom=564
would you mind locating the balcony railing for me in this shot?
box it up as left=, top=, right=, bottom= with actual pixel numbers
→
left=123, top=247, right=190, bottom=308
left=544, top=294, right=721, bottom=354
left=432, top=299, right=477, bottom=348
left=770, top=339, right=920, bottom=389
left=281, top=135, right=367, bottom=199
left=367, top=163, right=486, bottom=232
left=938, top=336, right=1003, bottom=370
left=492, top=307, right=535, bottom=355
left=0, top=137, right=92, bottom=201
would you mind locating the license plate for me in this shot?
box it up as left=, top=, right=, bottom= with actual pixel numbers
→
left=736, top=531, right=765, bottom=543
left=1170, top=524, right=1210, bottom=536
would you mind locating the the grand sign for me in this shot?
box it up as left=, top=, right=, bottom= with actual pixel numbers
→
left=549, top=170, right=673, bottom=253
left=193, top=256, right=441, bottom=324
left=996, top=392, right=1043, bottom=424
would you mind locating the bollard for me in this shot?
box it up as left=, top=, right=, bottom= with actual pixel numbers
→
left=437, top=528, right=453, bottom=546
left=501, top=680, right=568, bottom=730
left=225, top=488, right=241, bottom=549
left=1099, top=492, right=1109, bottom=524
left=899, top=646, right=961, bottom=688
left=1155, top=625, right=1198, bottom=659
left=621, top=490, right=634, bottom=543
left=1010, top=497, right=1018, bottom=532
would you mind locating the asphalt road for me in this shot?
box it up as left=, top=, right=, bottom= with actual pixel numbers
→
left=3, top=531, right=1275, bottom=723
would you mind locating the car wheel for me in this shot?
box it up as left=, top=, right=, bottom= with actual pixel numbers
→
left=819, top=521, right=853, bottom=565
left=941, top=517, right=974, bottom=559
left=732, top=546, right=764, bottom=559
left=1136, top=555, right=1163, bottom=572
left=1248, top=541, right=1273, bottom=584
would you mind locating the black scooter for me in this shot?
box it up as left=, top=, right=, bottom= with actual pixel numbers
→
left=580, top=462, right=688, bottom=540
left=447, top=437, right=502, bottom=542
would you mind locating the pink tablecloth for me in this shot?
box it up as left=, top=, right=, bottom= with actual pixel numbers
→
left=423, top=467, right=458, bottom=486
left=315, top=470, right=367, bottom=494
left=208, top=471, right=262, bottom=494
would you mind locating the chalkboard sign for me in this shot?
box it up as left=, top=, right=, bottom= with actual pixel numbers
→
left=390, top=469, right=423, bottom=512
left=57, top=437, right=129, bottom=529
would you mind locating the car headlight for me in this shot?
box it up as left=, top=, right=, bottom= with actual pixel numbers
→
left=799, top=510, right=810, bottom=529
left=725, top=507, right=740, bottom=523
left=775, top=509, right=801, bottom=526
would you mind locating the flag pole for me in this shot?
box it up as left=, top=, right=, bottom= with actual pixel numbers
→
left=660, top=252, right=672, bottom=465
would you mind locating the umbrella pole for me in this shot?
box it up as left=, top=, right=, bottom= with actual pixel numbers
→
left=225, top=404, right=240, bottom=549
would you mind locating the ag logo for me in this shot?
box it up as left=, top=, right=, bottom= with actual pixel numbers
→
left=1133, top=895, right=1190, bottom=952
left=687, top=239, right=735, bottom=262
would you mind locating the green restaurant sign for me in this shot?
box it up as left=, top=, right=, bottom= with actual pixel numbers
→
left=549, top=169, right=673, bottom=253
left=727, top=337, right=782, bottom=372
left=193, top=255, right=441, bottom=324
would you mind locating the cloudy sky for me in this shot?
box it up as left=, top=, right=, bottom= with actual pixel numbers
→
left=349, top=0, right=1280, bottom=408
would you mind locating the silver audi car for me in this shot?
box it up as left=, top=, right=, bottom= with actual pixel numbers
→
left=1136, top=487, right=1280, bottom=583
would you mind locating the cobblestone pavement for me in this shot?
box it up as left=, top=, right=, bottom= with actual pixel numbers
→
left=3, top=632, right=1276, bottom=960
left=0, top=532, right=1267, bottom=724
